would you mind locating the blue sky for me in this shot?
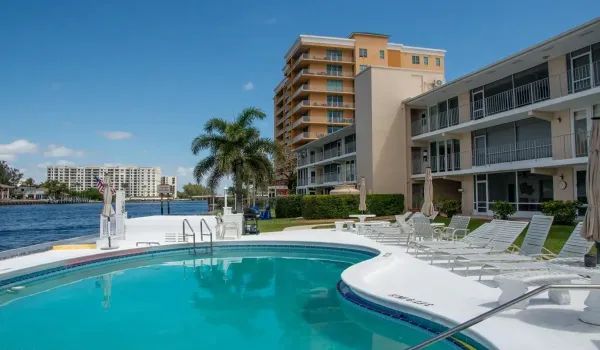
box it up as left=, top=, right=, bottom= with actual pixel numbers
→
left=0, top=1, right=597, bottom=190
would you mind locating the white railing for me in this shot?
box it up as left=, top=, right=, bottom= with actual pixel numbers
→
left=292, top=69, right=354, bottom=84
left=292, top=115, right=310, bottom=128
left=292, top=132, right=325, bottom=144
left=293, top=53, right=355, bottom=70
left=327, top=117, right=354, bottom=124
left=292, top=100, right=311, bottom=114
left=311, top=101, right=354, bottom=108
left=412, top=133, right=589, bottom=175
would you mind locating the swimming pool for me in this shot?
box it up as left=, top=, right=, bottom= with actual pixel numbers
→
left=0, top=247, right=466, bottom=350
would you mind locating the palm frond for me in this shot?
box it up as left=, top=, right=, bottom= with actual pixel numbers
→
left=193, top=156, right=216, bottom=184
left=204, top=118, right=229, bottom=135
left=236, top=107, right=267, bottom=129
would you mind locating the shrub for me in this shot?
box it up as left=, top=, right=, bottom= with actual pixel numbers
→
left=274, top=195, right=304, bottom=218
left=492, top=200, right=515, bottom=220
left=438, top=200, right=461, bottom=218
left=302, top=194, right=404, bottom=220
left=541, top=200, right=579, bottom=225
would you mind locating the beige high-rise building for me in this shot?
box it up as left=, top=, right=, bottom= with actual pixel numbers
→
left=275, top=32, right=446, bottom=193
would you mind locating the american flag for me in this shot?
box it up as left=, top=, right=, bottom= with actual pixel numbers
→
left=95, top=176, right=116, bottom=195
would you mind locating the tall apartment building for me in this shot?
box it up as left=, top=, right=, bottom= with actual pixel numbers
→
left=281, top=33, right=446, bottom=194
left=160, top=176, right=178, bottom=198
left=401, top=18, right=599, bottom=218
left=46, top=165, right=162, bottom=198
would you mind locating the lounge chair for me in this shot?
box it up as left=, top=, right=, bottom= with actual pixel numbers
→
left=394, top=212, right=413, bottom=225
left=449, top=215, right=554, bottom=275
left=428, top=211, right=439, bottom=221
left=434, top=216, right=471, bottom=240
left=414, top=223, right=493, bottom=256
left=491, top=222, right=593, bottom=308
left=430, top=220, right=528, bottom=265
left=406, top=212, right=424, bottom=225
left=485, top=222, right=592, bottom=275
left=367, top=226, right=411, bottom=245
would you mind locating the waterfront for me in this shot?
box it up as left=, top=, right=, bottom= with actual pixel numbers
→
left=0, top=201, right=208, bottom=251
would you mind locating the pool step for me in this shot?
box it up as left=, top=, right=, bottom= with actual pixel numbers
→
left=52, top=243, right=97, bottom=250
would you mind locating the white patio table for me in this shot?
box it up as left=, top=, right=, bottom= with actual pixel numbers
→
left=349, top=214, right=376, bottom=223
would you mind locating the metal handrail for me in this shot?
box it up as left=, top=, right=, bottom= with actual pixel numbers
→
left=406, top=284, right=600, bottom=350
left=199, top=218, right=213, bottom=255
left=182, top=219, right=197, bottom=255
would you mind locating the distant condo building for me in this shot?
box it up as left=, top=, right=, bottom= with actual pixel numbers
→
left=46, top=165, right=168, bottom=198
left=160, top=176, right=178, bottom=198
left=274, top=32, right=446, bottom=194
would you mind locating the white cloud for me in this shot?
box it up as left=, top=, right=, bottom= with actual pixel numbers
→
left=44, top=144, right=84, bottom=157
left=177, top=166, right=194, bottom=177
left=0, top=139, right=38, bottom=155
left=264, top=17, right=277, bottom=25
left=103, top=163, right=121, bottom=167
left=102, top=131, right=133, bottom=140
left=37, top=160, right=76, bottom=168
left=243, top=82, right=254, bottom=91
left=0, top=154, right=17, bottom=161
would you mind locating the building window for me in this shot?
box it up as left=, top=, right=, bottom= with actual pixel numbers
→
left=360, top=65, right=368, bottom=72
left=327, top=110, right=344, bottom=123
left=326, top=49, right=342, bottom=61
left=359, top=48, right=367, bottom=57
left=412, top=56, right=420, bottom=64
left=326, top=64, right=343, bottom=76
left=424, top=57, right=429, bottom=65
left=327, top=126, right=344, bottom=134
left=436, top=58, right=441, bottom=66
left=379, top=50, right=385, bottom=59
left=326, top=80, right=343, bottom=92
left=327, top=95, right=343, bottom=106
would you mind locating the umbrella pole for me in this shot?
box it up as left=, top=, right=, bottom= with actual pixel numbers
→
left=107, top=217, right=111, bottom=248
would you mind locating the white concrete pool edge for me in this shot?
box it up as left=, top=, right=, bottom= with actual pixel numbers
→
left=1, top=227, right=599, bottom=349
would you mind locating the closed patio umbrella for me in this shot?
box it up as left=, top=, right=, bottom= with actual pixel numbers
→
left=358, top=177, right=367, bottom=213
left=101, top=176, right=117, bottom=249
left=581, top=114, right=600, bottom=263
left=421, top=168, right=434, bottom=217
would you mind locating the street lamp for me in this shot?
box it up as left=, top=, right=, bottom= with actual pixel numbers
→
left=223, top=187, right=228, bottom=209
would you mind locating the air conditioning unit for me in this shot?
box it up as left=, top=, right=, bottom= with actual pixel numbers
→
left=434, top=79, right=444, bottom=87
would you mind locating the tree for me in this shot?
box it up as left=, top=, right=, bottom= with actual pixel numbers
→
left=0, top=161, right=23, bottom=186
left=40, top=180, right=70, bottom=199
left=191, top=107, right=276, bottom=213
left=182, top=183, right=210, bottom=198
left=274, top=143, right=296, bottom=191
left=22, top=178, right=35, bottom=186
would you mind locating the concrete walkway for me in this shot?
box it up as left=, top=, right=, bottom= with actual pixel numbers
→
left=282, top=224, right=323, bottom=231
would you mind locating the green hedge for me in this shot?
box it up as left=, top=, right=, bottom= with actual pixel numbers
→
left=541, top=200, right=579, bottom=225
left=274, top=194, right=404, bottom=220
left=274, top=195, right=304, bottom=218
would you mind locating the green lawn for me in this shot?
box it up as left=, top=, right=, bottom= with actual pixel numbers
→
left=258, top=218, right=337, bottom=233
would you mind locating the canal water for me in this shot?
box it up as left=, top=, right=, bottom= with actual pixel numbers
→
left=0, top=201, right=208, bottom=251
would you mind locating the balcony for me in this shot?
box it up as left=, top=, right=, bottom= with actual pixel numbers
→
left=275, top=105, right=284, bottom=118
left=292, top=83, right=355, bottom=99
left=292, top=115, right=311, bottom=128
left=292, top=69, right=354, bottom=85
left=275, top=127, right=285, bottom=137
left=412, top=133, right=589, bottom=176
left=293, top=100, right=355, bottom=114
left=292, top=53, right=355, bottom=71
left=411, top=61, right=600, bottom=138
left=276, top=115, right=285, bottom=126
left=298, top=166, right=357, bottom=187
left=292, top=132, right=325, bottom=145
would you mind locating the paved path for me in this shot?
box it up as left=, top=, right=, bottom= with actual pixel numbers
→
left=282, top=224, right=323, bottom=231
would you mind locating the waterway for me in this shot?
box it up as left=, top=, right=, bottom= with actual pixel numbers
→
left=0, top=201, right=208, bottom=251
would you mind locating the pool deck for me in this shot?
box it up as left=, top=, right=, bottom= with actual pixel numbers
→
left=1, top=222, right=599, bottom=349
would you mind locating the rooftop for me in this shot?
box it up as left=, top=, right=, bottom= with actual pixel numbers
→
left=404, top=17, right=600, bottom=106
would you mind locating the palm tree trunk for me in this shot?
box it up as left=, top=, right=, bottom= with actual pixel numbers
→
left=252, top=177, right=256, bottom=206
left=235, top=163, right=243, bottom=213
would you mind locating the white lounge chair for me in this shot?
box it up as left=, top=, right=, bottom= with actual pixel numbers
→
left=434, top=216, right=470, bottom=241
left=485, top=222, right=592, bottom=275
left=430, top=220, right=528, bottom=265
left=450, top=215, right=554, bottom=275
left=367, top=226, right=411, bottom=245
left=406, top=212, right=424, bottom=225
left=428, top=210, right=439, bottom=221
left=414, top=223, right=493, bottom=256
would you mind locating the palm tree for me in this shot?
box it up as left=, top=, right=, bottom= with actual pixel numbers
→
left=22, top=178, right=35, bottom=186
left=191, top=107, right=275, bottom=213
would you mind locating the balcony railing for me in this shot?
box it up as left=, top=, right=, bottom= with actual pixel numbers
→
left=412, top=133, right=589, bottom=175
left=311, top=101, right=354, bottom=108
left=292, top=53, right=355, bottom=71
left=292, top=115, right=311, bottom=128
left=292, top=69, right=354, bottom=85
left=327, top=117, right=354, bottom=124
left=411, top=61, right=600, bottom=137
left=293, top=83, right=355, bottom=99
left=345, top=142, right=356, bottom=154
left=292, top=132, right=325, bottom=144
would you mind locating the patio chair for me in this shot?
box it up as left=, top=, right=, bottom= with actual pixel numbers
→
left=428, top=211, right=439, bottom=221
left=448, top=215, right=555, bottom=275
left=434, top=216, right=471, bottom=240
left=430, top=220, right=528, bottom=265
left=406, top=212, right=424, bottom=225
left=366, top=226, right=410, bottom=245
left=394, top=212, right=413, bottom=225
left=406, top=217, right=436, bottom=252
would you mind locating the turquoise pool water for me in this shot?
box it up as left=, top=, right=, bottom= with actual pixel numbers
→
left=0, top=250, right=461, bottom=350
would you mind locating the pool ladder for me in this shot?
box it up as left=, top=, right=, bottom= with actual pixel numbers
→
left=182, top=218, right=213, bottom=255
left=406, top=284, right=600, bottom=350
